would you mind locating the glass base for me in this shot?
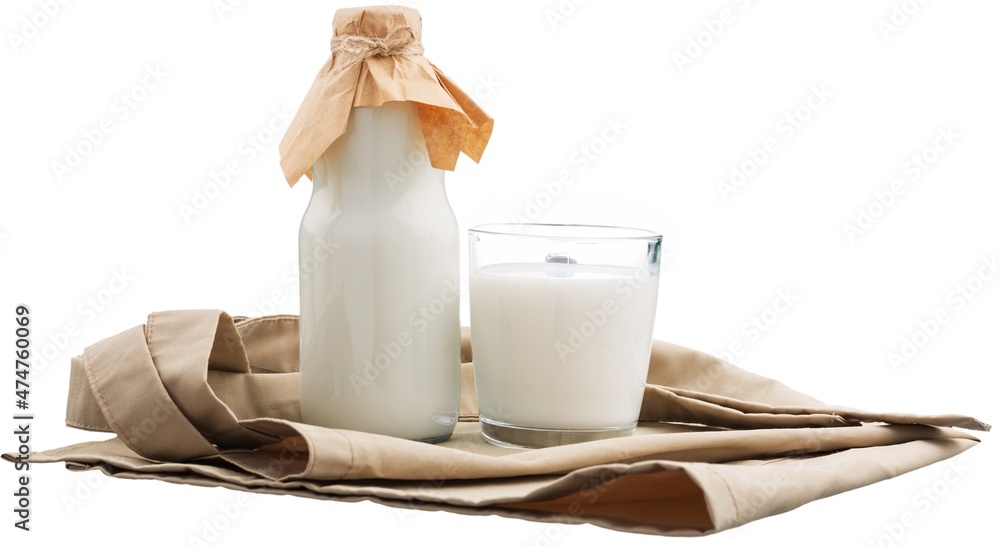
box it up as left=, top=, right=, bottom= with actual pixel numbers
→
left=419, top=432, right=453, bottom=445
left=480, top=417, right=636, bottom=449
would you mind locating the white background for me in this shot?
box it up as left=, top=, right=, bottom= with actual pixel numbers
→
left=2, top=1, right=997, bottom=544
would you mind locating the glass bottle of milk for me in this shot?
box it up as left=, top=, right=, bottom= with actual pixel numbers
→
left=298, top=101, right=459, bottom=442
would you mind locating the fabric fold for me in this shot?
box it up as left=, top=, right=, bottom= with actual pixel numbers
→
left=8, top=309, right=988, bottom=537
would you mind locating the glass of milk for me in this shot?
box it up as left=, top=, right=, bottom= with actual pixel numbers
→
left=468, top=224, right=662, bottom=448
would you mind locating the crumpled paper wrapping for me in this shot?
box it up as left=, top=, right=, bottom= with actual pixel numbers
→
left=278, top=5, right=494, bottom=186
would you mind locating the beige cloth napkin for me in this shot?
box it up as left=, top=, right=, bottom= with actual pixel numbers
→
left=4, top=310, right=988, bottom=536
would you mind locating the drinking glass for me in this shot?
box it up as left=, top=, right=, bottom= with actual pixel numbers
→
left=468, top=223, right=662, bottom=448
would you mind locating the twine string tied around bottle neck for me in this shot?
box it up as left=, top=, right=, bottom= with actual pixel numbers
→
left=330, top=25, right=424, bottom=64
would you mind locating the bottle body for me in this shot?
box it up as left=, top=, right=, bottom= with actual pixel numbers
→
left=299, top=101, right=459, bottom=442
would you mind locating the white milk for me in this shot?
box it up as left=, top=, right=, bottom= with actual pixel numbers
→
left=298, top=102, right=460, bottom=442
left=469, top=262, right=658, bottom=430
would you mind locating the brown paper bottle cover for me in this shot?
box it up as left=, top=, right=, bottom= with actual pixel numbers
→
left=3, top=309, right=988, bottom=536
left=278, top=6, right=494, bottom=186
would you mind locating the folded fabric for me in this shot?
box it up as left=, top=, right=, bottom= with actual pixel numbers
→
left=4, top=310, right=988, bottom=536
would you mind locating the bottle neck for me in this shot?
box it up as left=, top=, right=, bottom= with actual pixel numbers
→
left=311, top=102, right=442, bottom=204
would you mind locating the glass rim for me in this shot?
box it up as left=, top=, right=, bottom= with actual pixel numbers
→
left=469, top=223, right=661, bottom=242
